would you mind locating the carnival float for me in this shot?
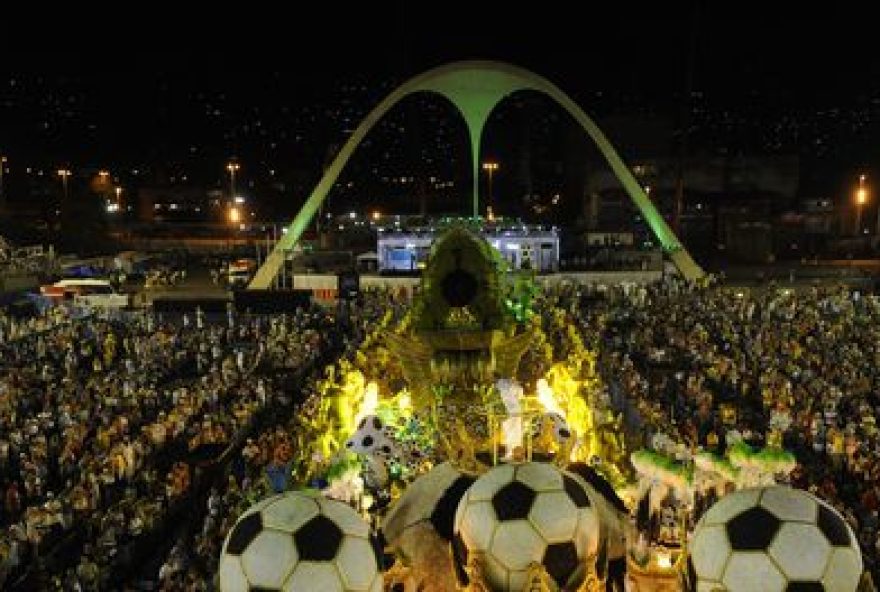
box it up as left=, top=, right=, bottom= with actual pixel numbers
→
left=218, top=226, right=871, bottom=591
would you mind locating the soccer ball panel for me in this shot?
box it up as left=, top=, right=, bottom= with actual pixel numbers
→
left=815, top=501, right=853, bottom=547
left=561, top=474, right=591, bottom=508
left=467, top=464, right=515, bottom=501
left=459, top=500, right=496, bottom=552
left=250, top=493, right=286, bottom=514
left=507, top=569, right=529, bottom=592
left=452, top=531, right=471, bottom=586
left=218, top=554, right=249, bottom=592
left=574, top=507, right=600, bottom=559
left=490, top=520, right=546, bottom=571
left=295, top=515, right=344, bottom=561
left=492, top=481, right=537, bottom=521
left=721, top=552, right=786, bottom=592
left=283, top=561, right=343, bottom=592
left=262, top=495, right=320, bottom=533
left=516, top=461, right=564, bottom=492
left=725, top=506, right=781, bottom=550
left=225, top=511, right=264, bottom=556
left=241, top=530, right=299, bottom=589
left=317, top=497, right=370, bottom=539
left=821, top=547, right=862, bottom=591
left=785, top=583, right=825, bottom=591
left=430, top=475, right=477, bottom=540
left=528, top=491, right=577, bottom=543
left=701, top=488, right=762, bottom=526
left=759, top=487, right=817, bottom=524
left=768, top=523, right=830, bottom=581
left=336, top=537, right=380, bottom=591
left=542, top=541, right=581, bottom=589
left=690, top=524, right=731, bottom=582
left=483, top=552, right=511, bottom=591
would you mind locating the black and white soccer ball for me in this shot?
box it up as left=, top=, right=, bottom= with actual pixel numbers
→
left=452, top=462, right=600, bottom=591
left=687, top=485, right=863, bottom=592
left=218, top=492, right=383, bottom=591
left=381, top=461, right=477, bottom=544
left=345, top=414, right=398, bottom=458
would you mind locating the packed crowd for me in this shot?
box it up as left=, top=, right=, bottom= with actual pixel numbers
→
left=553, top=278, right=880, bottom=581
left=0, top=302, right=337, bottom=590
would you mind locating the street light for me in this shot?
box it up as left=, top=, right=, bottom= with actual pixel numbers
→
left=482, top=161, right=499, bottom=216
left=226, top=162, right=240, bottom=205
left=855, top=174, right=868, bottom=235
left=57, top=168, right=71, bottom=199
left=0, top=155, right=7, bottom=208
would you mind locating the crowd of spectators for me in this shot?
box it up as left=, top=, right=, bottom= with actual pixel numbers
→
left=552, top=277, right=880, bottom=582
left=5, top=275, right=880, bottom=588
left=0, top=302, right=337, bottom=590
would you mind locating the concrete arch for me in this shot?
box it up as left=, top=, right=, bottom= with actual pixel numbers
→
left=249, top=60, right=703, bottom=288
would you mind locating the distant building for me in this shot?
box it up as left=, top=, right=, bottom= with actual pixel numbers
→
left=136, top=186, right=218, bottom=224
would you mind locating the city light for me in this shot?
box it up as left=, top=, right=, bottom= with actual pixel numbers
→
left=855, top=174, right=869, bottom=234
left=57, top=168, right=71, bottom=199
left=234, top=196, right=245, bottom=205
left=0, top=155, right=7, bottom=204
left=228, top=206, right=241, bottom=224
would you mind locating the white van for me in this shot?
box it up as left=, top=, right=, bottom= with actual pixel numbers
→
left=41, top=279, right=131, bottom=309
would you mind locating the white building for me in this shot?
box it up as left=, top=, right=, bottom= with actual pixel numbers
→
left=377, top=225, right=560, bottom=273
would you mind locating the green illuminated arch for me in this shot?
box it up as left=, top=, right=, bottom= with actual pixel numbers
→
left=249, top=60, right=703, bottom=288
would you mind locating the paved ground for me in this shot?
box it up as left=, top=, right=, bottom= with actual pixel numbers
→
left=125, top=259, right=231, bottom=307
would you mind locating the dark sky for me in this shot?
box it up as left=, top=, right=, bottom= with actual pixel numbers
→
left=1, top=2, right=878, bottom=176
left=5, top=2, right=877, bottom=98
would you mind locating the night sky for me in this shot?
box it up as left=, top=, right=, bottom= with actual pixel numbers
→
left=1, top=2, right=879, bottom=198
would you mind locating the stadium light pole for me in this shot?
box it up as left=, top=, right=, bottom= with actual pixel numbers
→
left=57, top=168, right=71, bottom=200
left=482, top=161, right=499, bottom=217
left=855, top=174, right=867, bottom=235
left=226, top=162, right=240, bottom=204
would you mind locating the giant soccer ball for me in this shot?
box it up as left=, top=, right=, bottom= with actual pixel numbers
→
left=218, top=492, right=383, bottom=591
left=382, top=461, right=477, bottom=543
left=381, top=463, right=477, bottom=592
left=452, top=462, right=600, bottom=591
left=687, top=485, right=863, bottom=592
